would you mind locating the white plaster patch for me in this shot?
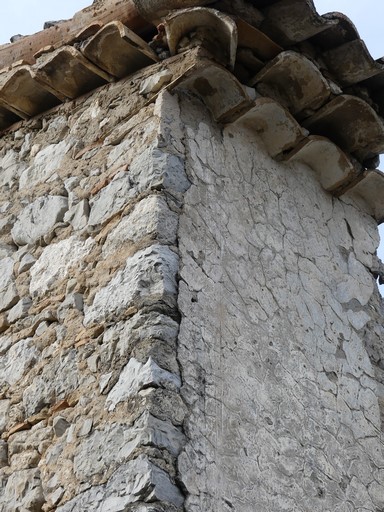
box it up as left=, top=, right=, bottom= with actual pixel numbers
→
left=139, top=70, right=173, bottom=95
left=336, top=253, right=374, bottom=306
left=347, top=310, right=371, bottom=330
left=176, top=96, right=384, bottom=512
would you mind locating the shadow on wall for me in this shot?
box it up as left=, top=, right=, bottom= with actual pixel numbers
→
left=378, top=223, right=384, bottom=296
left=378, top=160, right=384, bottom=296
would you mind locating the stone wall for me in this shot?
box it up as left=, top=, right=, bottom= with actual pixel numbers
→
left=0, top=61, right=383, bottom=512
left=0, top=67, right=189, bottom=510
left=177, top=95, right=384, bottom=511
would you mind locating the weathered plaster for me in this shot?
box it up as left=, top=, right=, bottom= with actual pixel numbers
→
left=177, top=95, right=384, bottom=512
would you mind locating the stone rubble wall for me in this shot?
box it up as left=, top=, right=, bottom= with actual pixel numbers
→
left=176, top=95, right=384, bottom=512
left=0, top=65, right=189, bottom=510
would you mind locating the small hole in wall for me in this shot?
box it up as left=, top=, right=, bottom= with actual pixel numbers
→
left=345, top=219, right=354, bottom=239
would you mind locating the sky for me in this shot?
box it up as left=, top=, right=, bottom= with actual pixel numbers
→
left=1, top=0, right=383, bottom=51
left=0, top=1, right=90, bottom=42
left=0, top=0, right=383, bottom=288
left=1, top=0, right=384, bottom=52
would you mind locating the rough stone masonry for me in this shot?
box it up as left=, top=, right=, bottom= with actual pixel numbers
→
left=0, top=6, right=383, bottom=512
left=0, top=63, right=190, bottom=511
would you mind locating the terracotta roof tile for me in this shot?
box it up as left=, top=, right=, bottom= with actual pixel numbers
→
left=0, top=0, right=383, bottom=220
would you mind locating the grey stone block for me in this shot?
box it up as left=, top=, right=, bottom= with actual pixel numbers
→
left=18, top=253, right=36, bottom=274
left=84, top=244, right=179, bottom=326
left=7, top=297, right=32, bottom=323
left=19, top=139, right=77, bottom=189
left=64, top=199, right=89, bottom=231
left=102, top=195, right=178, bottom=257
left=0, top=400, right=10, bottom=433
left=53, top=417, right=70, bottom=438
left=1, top=468, right=44, bottom=512
left=0, top=440, right=8, bottom=468
left=129, top=148, right=190, bottom=194
left=0, top=150, right=27, bottom=188
left=30, top=236, right=94, bottom=296
left=0, top=257, right=18, bottom=313
left=0, top=338, right=39, bottom=387
left=74, top=412, right=184, bottom=482
left=88, top=172, right=132, bottom=227
left=11, top=195, right=68, bottom=246
left=57, top=456, right=184, bottom=511
left=106, top=357, right=181, bottom=411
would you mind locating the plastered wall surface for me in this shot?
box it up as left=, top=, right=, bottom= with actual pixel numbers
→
left=176, top=96, right=384, bottom=512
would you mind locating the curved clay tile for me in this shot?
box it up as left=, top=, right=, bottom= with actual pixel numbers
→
left=234, top=18, right=283, bottom=81
left=260, top=0, right=337, bottom=46
left=211, top=0, right=265, bottom=28
left=359, top=74, right=384, bottom=119
left=231, top=97, right=307, bottom=158
left=310, top=12, right=360, bottom=51
left=323, top=39, right=384, bottom=87
left=164, top=7, right=238, bottom=69
left=0, top=0, right=151, bottom=69
left=243, top=0, right=280, bottom=7
left=369, top=88, right=384, bottom=121
left=34, top=46, right=112, bottom=100
left=0, top=102, right=23, bottom=130
left=236, top=18, right=282, bottom=62
left=250, top=50, right=331, bottom=119
left=82, top=21, right=158, bottom=79
left=361, top=72, right=384, bottom=94
left=283, top=135, right=362, bottom=194
left=0, top=66, right=61, bottom=118
left=303, top=94, right=384, bottom=163
left=133, top=0, right=216, bottom=22
left=172, top=61, right=251, bottom=123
